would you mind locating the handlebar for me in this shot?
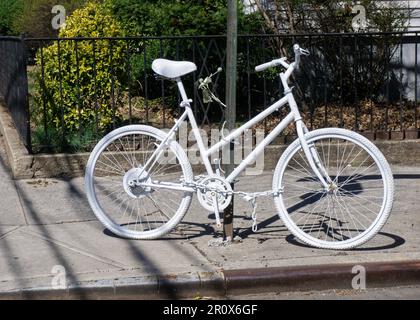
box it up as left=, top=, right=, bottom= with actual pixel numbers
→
left=255, top=44, right=309, bottom=73
left=255, top=57, right=290, bottom=72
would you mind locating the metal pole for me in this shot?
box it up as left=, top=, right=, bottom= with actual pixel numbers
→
left=224, top=0, right=237, bottom=241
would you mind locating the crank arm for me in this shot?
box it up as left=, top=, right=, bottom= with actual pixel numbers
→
left=211, top=194, right=222, bottom=228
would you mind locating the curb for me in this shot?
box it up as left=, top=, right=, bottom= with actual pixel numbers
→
left=223, top=260, right=420, bottom=295
left=0, top=271, right=226, bottom=300
left=1, top=260, right=420, bottom=299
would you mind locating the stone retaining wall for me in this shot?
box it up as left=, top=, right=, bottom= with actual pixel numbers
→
left=0, top=103, right=419, bottom=179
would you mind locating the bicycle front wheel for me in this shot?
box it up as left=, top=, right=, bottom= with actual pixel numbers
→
left=273, top=128, right=394, bottom=250
left=85, top=125, right=193, bottom=239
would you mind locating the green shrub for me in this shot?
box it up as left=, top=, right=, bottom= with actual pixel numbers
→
left=12, top=0, right=86, bottom=38
left=0, top=0, right=23, bottom=35
left=32, top=1, right=125, bottom=151
left=104, top=0, right=258, bottom=37
left=105, top=0, right=264, bottom=98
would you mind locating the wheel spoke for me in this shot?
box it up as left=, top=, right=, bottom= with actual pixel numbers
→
left=87, top=129, right=191, bottom=239
left=276, top=132, right=391, bottom=249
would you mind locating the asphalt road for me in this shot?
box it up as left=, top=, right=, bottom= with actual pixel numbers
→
left=224, top=285, right=420, bottom=300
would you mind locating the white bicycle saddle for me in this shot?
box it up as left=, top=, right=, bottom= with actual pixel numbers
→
left=152, top=59, right=197, bottom=79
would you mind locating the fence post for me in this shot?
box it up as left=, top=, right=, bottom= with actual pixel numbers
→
left=0, top=35, right=31, bottom=152
left=20, top=33, right=32, bottom=153
left=224, top=0, right=237, bottom=241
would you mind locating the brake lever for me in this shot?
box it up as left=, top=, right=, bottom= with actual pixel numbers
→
left=197, top=67, right=226, bottom=108
left=300, top=48, right=310, bottom=56
left=197, top=67, right=222, bottom=89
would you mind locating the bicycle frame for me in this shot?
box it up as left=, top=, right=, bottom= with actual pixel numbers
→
left=140, top=63, right=331, bottom=193
left=85, top=43, right=392, bottom=247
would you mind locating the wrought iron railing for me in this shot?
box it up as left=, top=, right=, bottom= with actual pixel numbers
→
left=0, top=32, right=419, bottom=154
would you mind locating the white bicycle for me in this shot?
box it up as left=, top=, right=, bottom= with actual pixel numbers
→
left=85, top=44, right=394, bottom=250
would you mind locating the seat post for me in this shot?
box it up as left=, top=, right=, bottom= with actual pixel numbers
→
left=176, top=78, right=190, bottom=103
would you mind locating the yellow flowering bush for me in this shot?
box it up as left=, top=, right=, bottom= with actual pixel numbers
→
left=32, top=1, right=125, bottom=141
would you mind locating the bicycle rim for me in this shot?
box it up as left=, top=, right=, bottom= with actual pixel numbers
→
left=85, top=125, right=193, bottom=239
left=273, top=129, right=393, bottom=249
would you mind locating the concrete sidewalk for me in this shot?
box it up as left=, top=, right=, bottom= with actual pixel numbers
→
left=0, top=133, right=420, bottom=299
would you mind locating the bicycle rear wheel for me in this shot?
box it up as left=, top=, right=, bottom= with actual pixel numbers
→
left=85, top=125, right=193, bottom=239
left=273, top=128, right=394, bottom=250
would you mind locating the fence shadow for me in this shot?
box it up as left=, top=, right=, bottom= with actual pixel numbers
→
left=236, top=172, right=417, bottom=250
left=285, top=231, right=405, bottom=251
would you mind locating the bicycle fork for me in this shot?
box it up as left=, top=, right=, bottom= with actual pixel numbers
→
left=296, top=119, right=332, bottom=190
left=280, top=72, right=331, bottom=191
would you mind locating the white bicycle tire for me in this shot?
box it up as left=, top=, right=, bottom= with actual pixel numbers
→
left=85, top=125, right=193, bottom=239
left=273, top=128, right=394, bottom=250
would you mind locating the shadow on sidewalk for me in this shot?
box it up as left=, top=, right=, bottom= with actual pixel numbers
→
left=0, top=149, right=200, bottom=299
left=285, top=231, right=405, bottom=251
left=3, top=141, right=414, bottom=297
left=4, top=167, right=88, bottom=298
left=234, top=173, right=415, bottom=250
left=103, top=221, right=214, bottom=241
left=0, top=138, right=28, bottom=291
left=58, top=154, right=210, bottom=299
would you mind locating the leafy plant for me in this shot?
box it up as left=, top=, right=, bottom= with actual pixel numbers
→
left=251, top=0, right=408, bottom=111
left=104, top=0, right=262, bottom=37
left=31, top=1, right=125, bottom=152
left=104, top=0, right=264, bottom=100
left=0, top=0, right=23, bottom=35
left=13, top=0, right=87, bottom=38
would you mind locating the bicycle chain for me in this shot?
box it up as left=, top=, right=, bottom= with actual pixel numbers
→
left=183, top=179, right=284, bottom=232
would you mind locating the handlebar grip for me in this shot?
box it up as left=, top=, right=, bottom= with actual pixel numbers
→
left=255, top=60, right=278, bottom=72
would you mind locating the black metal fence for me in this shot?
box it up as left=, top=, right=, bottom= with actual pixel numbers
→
left=0, top=36, right=30, bottom=150
left=1, top=32, right=419, bottom=154
left=24, top=35, right=229, bottom=154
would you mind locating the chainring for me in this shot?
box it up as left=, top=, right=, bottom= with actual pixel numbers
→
left=197, top=175, right=233, bottom=212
